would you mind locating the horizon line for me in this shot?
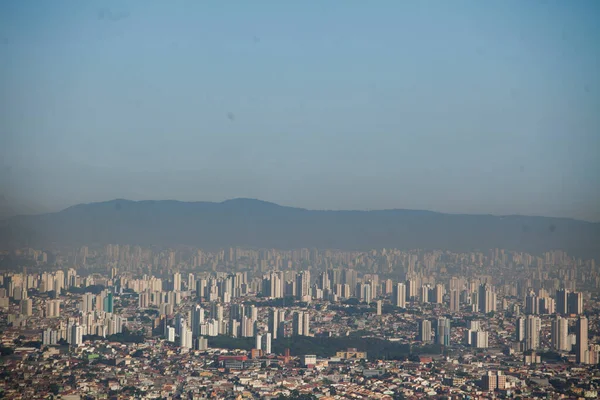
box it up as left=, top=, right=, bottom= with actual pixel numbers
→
left=6, top=197, right=596, bottom=224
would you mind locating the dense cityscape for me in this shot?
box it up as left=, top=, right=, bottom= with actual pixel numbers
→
left=1, top=245, right=599, bottom=399
left=2, top=0, right=599, bottom=399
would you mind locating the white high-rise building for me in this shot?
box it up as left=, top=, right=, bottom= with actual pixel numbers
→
left=433, top=284, right=444, bottom=304
left=46, top=300, right=61, bottom=318
left=20, top=298, right=33, bottom=316
left=524, top=315, right=541, bottom=351
left=296, top=271, right=310, bottom=299
left=552, top=316, right=570, bottom=351
left=478, top=284, right=497, bottom=314
left=421, top=285, right=430, bottom=303
left=361, top=283, right=372, bottom=304
left=167, top=326, right=175, bottom=342
left=264, top=332, right=272, bottom=354
left=197, top=337, right=208, bottom=351
left=292, top=311, right=304, bottom=336
left=467, top=320, right=481, bottom=331
left=173, top=272, right=181, bottom=292
left=180, top=326, right=193, bottom=349
left=277, top=310, right=286, bottom=338
left=269, top=308, right=279, bottom=339
left=419, top=320, right=432, bottom=343
left=302, top=312, right=310, bottom=336
left=450, top=289, right=460, bottom=312
left=471, top=330, right=489, bottom=348
left=255, top=334, right=262, bottom=350
left=576, top=316, right=589, bottom=364
left=188, top=273, right=195, bottom=292
left=394, top=283, right=406, bottom=308
left=516, top=317, right=526, bottom=342
left=71, top=324, right=83, bottom=347
left=191, top=305, right=204, bottom=337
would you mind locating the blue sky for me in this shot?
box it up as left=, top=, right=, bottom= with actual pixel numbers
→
left=1, top=1, right=599, bottom=220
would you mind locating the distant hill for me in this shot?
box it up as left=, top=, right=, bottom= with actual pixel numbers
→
left=0, top=198, right=598, bottom=259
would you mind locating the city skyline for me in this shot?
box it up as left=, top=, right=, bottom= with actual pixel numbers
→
left=2, top=1, right=599, bottom=398
left=1, top=243, right=598, bottom=398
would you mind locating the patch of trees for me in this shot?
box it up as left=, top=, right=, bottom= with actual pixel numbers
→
left=209, top=335, right=441, bottom=360
left=67, top=285, right=106, bottom=295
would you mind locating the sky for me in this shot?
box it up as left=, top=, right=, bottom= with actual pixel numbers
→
left=1, top=1, right=599, bottom=220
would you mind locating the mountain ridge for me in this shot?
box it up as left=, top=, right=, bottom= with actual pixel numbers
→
left=11, top=197, right=594, bottom=222
left=0, top=198, right=598, bottom=259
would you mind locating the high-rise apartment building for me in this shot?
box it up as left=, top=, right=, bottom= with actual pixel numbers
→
left=302, top=312, right=310, bottom=336
left=516, top=317, right=526, bottom=342
left=191, top=305, right=204, bottom=337
left=478, top=284, right=497, bottom=314
left=555, top=289, right=568, bottom=315
left=173, top=272, right=181, bottom=292
left=277, top=309, right=286, bottom=338
left=268, top=308, right=279, bottom=339
left=394, top=283, right=406, bottom=308
left=524, top=315, right=541, bottom=351
left=551, top=316, right=570, bottom=352
left=482, top=371, right=506, bottom=391
left=20, top=298, right=32, bottom=316
left=436, top=317, right=451, bottom=346
left=296, top=271, right=310, bottom=300
left=432, top=284, right=444, bottom=304
left=568, top=292, right=583, bottom=315
left=418, top=319, right=432, bottom=343
left=576, top=316, right=589, bottom=364
left=449, top=289, right=460, bottom=312
left=263, top=332, right=272, bottom=354
left=292, top=311, right=304, bottom=336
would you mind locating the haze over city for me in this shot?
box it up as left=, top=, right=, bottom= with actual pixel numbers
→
left=2, top=3, right=600, bottom=399
left=1, top=1, right=600, bottom=220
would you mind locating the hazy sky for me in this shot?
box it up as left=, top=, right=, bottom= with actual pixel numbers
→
left=1, top=1, right=599, bottom=220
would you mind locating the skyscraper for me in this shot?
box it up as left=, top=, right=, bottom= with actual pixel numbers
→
left=418, top=319, right=432, bottom=343
left=277, top=309, right=286, bottom=338
left=449, top=289, right=460, bottom=313
left=516, top=317, right=526, bottom=342
left=21, top=298, right=33, bottom=316
left=394, top=283, right=406, bottom=308
left=255, top=334, right=262, bottom=351
left=81, top=293, right=94, bottom=313
left=180, top=324, right=193, bottom=349
left=568, top=292, right=583, bottom=315
left=433, top=284, right=444, bottom=304
left=471, top=330, right=489, bottom=348
left=292, top=311, right=304, bottom=336
left=406, top=279, right=417, bottom=301
left=268, top=308, right=279, bottom=339
left=264, top=332, right=272, bottom=354
left=555, top=289, right=568, bottom=315
left=478, top=284, right=497, bottom=314
left=551, top=315, right=570, bottom=352
left=436, top=317, right=451, bottom=346
left=524, top=315, right=541, bottom=351
left=191, top=305, right=204, bottom=337
left=46, top=300, right=60, bottom=318
left=296, top=271, right=310, bottom=299
left=525, top=292, right=539, bottom=315
left=421, top=285, right=430, bottom=303
left=104, top=293, right=114, bottom=313
left=71, top=324, right=83, bottom=347
left=576, top=316, right=589, bottom=364
left=173, top=272, right=181, bottom=292
left=302, top=312, right=310, bottom=336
